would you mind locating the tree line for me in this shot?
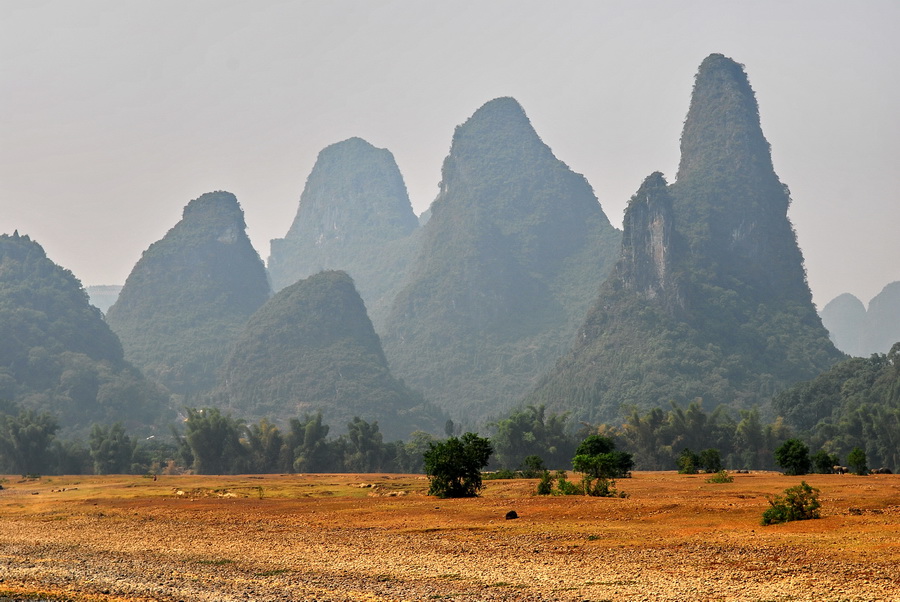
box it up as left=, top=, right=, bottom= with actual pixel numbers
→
left=2, top=395, right=895, bottom=476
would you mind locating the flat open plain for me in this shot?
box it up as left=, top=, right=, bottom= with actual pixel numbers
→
left=1, top=471, right=898, bottom=601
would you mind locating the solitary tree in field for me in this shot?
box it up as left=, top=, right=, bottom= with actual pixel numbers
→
left=423, top=433, right=493, bottom=498
left=774, top=438, right=811, bottom=476
left=848, top=447, right=868, bottom=476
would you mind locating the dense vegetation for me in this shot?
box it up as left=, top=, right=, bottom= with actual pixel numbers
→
left=382, top=97, right=621, bottom=421
left=105, top=191, right=271, bottom=397
left=772, top=343, right=900, bottom=471
left=0, top=233, right=170, bottom=434
left=216, top=270, right=442, bottom=441
left=268, top=137, right=420, bottom=329
left=527, top=54, right=842, bottom=424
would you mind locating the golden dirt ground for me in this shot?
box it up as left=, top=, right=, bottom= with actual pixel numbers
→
left=0, top=471, right=898, bottom=601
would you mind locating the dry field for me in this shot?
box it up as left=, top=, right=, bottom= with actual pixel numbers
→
left=0, top=471, right=898, bottom=601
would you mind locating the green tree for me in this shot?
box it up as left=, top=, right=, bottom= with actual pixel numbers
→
left=698, top=448, right=723, bottom=473
left=572, top=435, right=634, bottom=479
left=847, top=447, right=868, bottom=476
left=0, top=410, right=60, bottom=476
left=183, top=407, right=248, bottom=474
left=811, top=449, right=839, bottom=474
left=774, top=438, right=811, bottom=476
left=423, top=433, right=493, bottom=498
left=344, top=417, right=385, bottom=472
left=677, top=448, right=700, bottom=474
left=287, top=412, right=333, bottom=473
left=246, top=418, right=284, bottom=473
left=89, top=422, right=135, bottom=474
left=490, top=405, right=575, bottom=470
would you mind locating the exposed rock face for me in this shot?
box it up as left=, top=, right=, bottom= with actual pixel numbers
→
left=267, top=137, right=419, bottom=328
left=0, top=232, right=169, bottom=432
left=218, top=271, right=440, bottom=440
left=821, top=293, right=866, bottom=356
left=106, top=191, right=271, bottom=397
left=527, top=55, right=842, bottom=423
left=381, top=97, right=621, bottom=420
left=617, top=172, right=679, bottom=310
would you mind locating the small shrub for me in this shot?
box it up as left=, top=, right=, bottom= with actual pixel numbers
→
left=535, top=470, right=553, bottom=495
left=554, top=471, right=581, bottom=495
left=706, top=470, right=733, bottom=484
left=761, top=481, right=821, bottom=525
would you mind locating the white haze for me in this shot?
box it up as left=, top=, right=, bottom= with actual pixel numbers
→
left=1, top=0, right=898, bottom=308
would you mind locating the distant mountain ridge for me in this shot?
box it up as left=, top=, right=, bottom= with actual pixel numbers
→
left=821, top=282, right=900, bottom=356
left=381, top=97, right=622, bottom=420
left=527, top=54, right=842, bottom=423
left=267, top=137, right=420, bottom=328
left=105, top=191, right=271, bottom=397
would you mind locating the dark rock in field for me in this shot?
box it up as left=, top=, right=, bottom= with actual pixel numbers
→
left=505, top=510, right=518, bottom=520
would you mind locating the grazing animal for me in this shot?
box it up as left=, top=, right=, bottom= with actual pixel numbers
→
left=871, top=467, right=893, bottom=475
left=832, top=465, right=847, bottom=474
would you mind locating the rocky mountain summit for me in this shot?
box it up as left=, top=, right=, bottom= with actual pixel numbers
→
left=527, top=54, right=842, bottom=422
left=381, top=97, right=621, bottom=419
left=268, top=137, right=420, bottom=327
left=106, top=191, right=270, bottom=397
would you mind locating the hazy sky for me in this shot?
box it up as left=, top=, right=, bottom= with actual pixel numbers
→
left=2, top=1, right=898, bottom=308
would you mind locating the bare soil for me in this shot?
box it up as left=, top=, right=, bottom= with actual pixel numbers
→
left=1, top=471, right=898, bottom=601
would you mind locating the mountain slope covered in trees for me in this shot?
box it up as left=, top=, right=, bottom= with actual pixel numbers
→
left=773, top=342, right=899, bottom=471
left=267, top=137, right=420, bottom=328
left=381, top=97, right=621, bottom=420
left=217, top=270, right=441, bottom=440
left=0, top=232, right=169, bottom=432
left=105, top=192, right=271, bottom=397
left=527, top=54, right=843, bottom=423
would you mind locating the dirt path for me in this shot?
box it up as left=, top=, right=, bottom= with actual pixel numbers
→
left=1, top=472, right=898, bottom=601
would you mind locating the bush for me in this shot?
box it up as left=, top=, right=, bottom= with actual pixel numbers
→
left=706, top=470, right=734, bottom=483
left=761, top=481, right=821, bottom=525
left=423, top=433, right=493, bottom=498
left=847, top=447, right=868, bottom=476
left=774, top=438, right=811, bottom=476
left=812, top=449, right=839, bottom=474
left=535, top=470, right=553, bottom=495
left=677, top=448, right=700, bottom=474
left=698, top=449, right=723, bottom=473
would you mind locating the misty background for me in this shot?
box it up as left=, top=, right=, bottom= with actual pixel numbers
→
left=1, top=0, right=898, bottom=308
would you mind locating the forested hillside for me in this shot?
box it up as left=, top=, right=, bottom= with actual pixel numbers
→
left=105, top=192, right=271, bottom=397
left=0, top=232, right=170, bottom=433
left=773, top=342, right=900, bottom=470
left=527, top=54, right=843, bottom=423
left=382, top=97, right=621, bottom=420
left=217, top=271, right=442, bottom=440
left=267, top=137, right=420, bottom=328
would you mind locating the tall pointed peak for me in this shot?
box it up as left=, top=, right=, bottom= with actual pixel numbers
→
left=676, top=54, right=774, bottom=182
left=182, top=190, right=246, bottom=229
left=451, top=97, right=535, bottom=145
